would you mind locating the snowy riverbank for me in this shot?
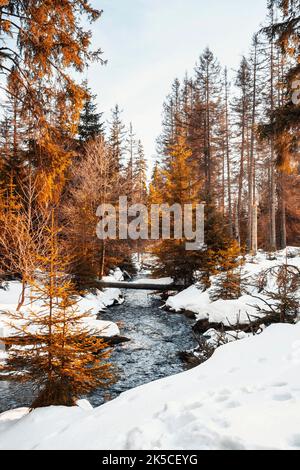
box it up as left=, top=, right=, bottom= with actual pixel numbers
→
left=166, top=247, right=300, bottom=326
left=0, top=269, right=125, bottom=345
left=0, top=321, right=299, bottom=450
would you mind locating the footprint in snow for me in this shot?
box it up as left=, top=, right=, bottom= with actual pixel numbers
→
left=257, top=357, right=267, bottom=363
left=225, top=400, right=241, bottom=409
left=214, top=389, right=232, bottom=403
left=272, top=392, right=293, bottom=402
left=184, top=401, right=203, bottom=411
left=271, top=381, right=288, bottom=388
left=215, top=394, right=229, bottom=403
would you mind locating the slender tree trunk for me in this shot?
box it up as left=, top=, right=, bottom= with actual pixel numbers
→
left=224, top=69, right=233, bottom=237
left=237, top=104, right=246, bottom=245
left=248, top=37, right=258, bottom=253
left=276, top=49, right=287, bottom=249
left=17, top=279, right=26, bottom=311
left=269, top=6, right=277, bottom=251
left=234, top=199, right=240, bottom=244
left=100, top=240, right=106, bottom=279
left=252, top=202, right=258, bottom=255
left=278, top=172, right=287, bottom=249
left=205, top=63, right=212, bottom=198
left=221, top=142, right=225, bottom=217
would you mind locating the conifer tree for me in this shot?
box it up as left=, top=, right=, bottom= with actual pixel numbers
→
left=108, top=105, right=127, bottom=178
left=151, top=135, right=202, bottom=285
left=0, top=1, right=103, bottom=201
left=134, top=140, right=148, bottom=204
left=211, top=241, right=244, bottom=301
left=194, top=199, right=231, bottom=288
left=195, top=48, right=222, bottom=200
left=232, top=57, right=252, bottom=244
left=78, top=81, right=104, bottom=143
left=149, top=162, right=165, bottom=205
left=157, top=79, right=182, bottom=157
left=125, top=123, right=137, bottom=199
left=0, top=209, right=114, bottom=408
left=261, top=0, right=300, bottom=172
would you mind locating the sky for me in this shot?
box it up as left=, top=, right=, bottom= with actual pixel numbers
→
left=88, top=0, right=268, bottom=171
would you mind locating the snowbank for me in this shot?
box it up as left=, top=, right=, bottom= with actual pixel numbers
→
left=0, top=269, right=124, bottom=342
left=0, top=321, right=300, bottom=450
left=166, top=248, right=300, bottom=326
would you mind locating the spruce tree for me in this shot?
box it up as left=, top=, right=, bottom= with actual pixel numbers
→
left=195, top=48, right=222, bottom=200
left=134, top=140, right=148, bottom=204
left=78, top=81, right=104, bottom=142
left=108, top=105, right=127, bottom=178
left=125, top=123, right=137, bottom=199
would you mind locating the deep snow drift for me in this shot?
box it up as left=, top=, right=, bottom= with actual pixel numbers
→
left=0, top=321, right=299, bottom=450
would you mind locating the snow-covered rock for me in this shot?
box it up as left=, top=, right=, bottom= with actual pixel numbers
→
left=0, top=322, right=300, bottom=450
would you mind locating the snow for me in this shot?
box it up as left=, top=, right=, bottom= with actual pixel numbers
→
left=166, top=248, right=300, bottom=326
left=0, top=321, right=300, bottom=450
left=202, top=328, right=251, bottom=348
left=132, top=277, right=173, bottom=286
left=0, top=269, right=124, bottom=344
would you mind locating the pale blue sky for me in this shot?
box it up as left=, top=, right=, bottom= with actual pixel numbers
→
left=88, top=1, right=268, bottom=168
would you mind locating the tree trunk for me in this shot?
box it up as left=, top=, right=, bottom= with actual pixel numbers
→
left=278, top=172, right=287, bottom=249
left=225, top=69, right=233, bottom=237
left=248, top=37, right=258, bottom=252
left=17, top=279, right=26, bottom=311
left=100, top=240, right=106, bottom=279
left=269, top=6, right=277, bottom=251
left=251, top=202, right=258, bottom=255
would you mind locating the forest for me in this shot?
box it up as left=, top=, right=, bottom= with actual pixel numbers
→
left=0, top=0, right=299, bottom=452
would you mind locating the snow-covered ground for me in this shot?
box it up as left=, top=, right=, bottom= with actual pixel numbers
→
left=1, top=250, right=300, bottom=450
left=166, top=248, right=300, bottom=326
left=132, top=277, right=173, bottom=286
left=0, top=321, right=299, bottom=450
left=0, top=269, right=124, bottom=344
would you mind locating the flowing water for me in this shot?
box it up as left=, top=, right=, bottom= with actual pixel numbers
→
left=0, top=280, right=196, bottom=413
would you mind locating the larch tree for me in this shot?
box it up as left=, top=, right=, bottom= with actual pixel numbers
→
left=0, top=208, right=114, bottom=408
left=151, top=135, right=202, bottom=285
left=0, top=0, right=103, bottom=200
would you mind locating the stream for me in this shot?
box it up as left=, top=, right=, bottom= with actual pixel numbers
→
left=0, top=278, right=197, bottom=413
